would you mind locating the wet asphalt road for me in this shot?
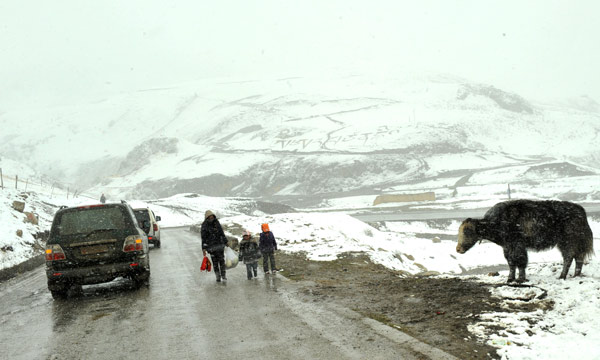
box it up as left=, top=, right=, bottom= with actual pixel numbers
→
left=1, top=228, right=457, bottom=360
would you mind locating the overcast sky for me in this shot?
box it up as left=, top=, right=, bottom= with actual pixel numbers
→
left=1, top=0, right=598, bottom=110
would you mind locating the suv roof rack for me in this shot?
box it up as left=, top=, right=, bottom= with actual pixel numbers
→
left=59, top=205, right=68, bottom=210
left=121, top=200, right=128, bottom=204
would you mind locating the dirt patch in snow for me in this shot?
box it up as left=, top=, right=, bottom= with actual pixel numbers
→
left=277, top=251, right=553, bottom=360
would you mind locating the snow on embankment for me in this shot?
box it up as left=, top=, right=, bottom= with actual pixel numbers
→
left=464, top=261, right=600, bottom=360
left=220, top=212, right=468, bottom=275
left=220, top=210, right=600, bottom=277
left=0, top=189, right=56, bottom=271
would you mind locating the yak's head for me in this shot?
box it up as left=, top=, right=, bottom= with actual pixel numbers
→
left=456, top=218, right=481, bottom=254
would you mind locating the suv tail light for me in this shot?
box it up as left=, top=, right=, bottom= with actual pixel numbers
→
left=123, top=235, right=144, bottom=252
left=45, top=244, right=66, bottom=261
left=153, top=223, right=158, bottom=232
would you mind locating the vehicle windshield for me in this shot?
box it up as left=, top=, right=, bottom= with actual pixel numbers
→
left=54, top=206, right=129, bottom=236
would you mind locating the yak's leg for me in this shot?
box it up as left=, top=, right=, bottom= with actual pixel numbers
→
left=573, top=252, right=585, bottom=277
left=503, top=247, right=517, bottom=283
left=574, top=260, right=583, bottom=277
left=516, top=252, right=528, bottom=283
left=557, top=241, right=576, bottom=279
left=558, top=244, right=576, bottom=279
left=559, top=257, right=573, bottom=280
left=516, top=266, right=527, bottom=283
left=507, top=266, right=517, bottom=282
left=505, top=243, right=528, bottom=283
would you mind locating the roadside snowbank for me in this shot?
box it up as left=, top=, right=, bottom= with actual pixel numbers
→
left=0, top=189, right=56, bottom=270
left=466, top=262, right=600, bottom=360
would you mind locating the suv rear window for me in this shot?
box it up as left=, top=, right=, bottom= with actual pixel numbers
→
left=54, top=206, right=130, bottom=236
left=134, top=210, right=150, bottom=223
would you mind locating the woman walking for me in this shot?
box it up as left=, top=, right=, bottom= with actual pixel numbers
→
left=201, top=210, right=228, bottom=282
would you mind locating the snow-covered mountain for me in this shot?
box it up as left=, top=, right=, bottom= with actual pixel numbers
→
left=1, top=73, right=599, bottom=206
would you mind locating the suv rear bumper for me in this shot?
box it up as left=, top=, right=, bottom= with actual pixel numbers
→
left=47, top=255, right=148, bottom=287
left=147, top=235, right=160, bottom=244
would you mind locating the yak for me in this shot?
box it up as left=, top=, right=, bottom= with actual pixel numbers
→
left=457, top=199, right=594, bottom=283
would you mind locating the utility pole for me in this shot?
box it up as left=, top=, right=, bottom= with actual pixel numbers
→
left=0, top=168, right=3, bottom=189
left=507, top=184, right=511, bottom=199
left=15, top=175, right=18, bottom=189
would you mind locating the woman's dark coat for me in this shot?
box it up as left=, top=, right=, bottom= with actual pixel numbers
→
left=201, top=218, right=228, bottom=253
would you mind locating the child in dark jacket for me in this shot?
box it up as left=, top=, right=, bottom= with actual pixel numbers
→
left=259, top=223, right=278, bottom=274
left=238, top=230, right=261, bottom=279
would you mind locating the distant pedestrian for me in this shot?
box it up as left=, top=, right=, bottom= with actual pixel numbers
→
left=100, top=193, right=106, bottom=204
left=259, top=223, right=278, bottom=274
left=238, top=230, right=261, bottom=280
left=201, top=210, right=228, bottom=282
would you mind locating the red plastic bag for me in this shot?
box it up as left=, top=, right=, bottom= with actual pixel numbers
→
left=200, top=256, right=212, bottom=272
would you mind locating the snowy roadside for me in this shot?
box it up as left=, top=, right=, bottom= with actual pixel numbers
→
left=0, top=189, right=57, bottom=272
left=464, top=262, right=600, bottom=360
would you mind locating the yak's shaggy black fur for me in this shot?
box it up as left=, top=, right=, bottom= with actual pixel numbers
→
left=457, top=200, right=594, bottom=282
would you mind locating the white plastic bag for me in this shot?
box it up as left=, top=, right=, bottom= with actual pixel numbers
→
left=224, top=246, right=239, bottom=269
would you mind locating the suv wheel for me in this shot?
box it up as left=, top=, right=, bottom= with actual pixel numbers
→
left=48, top=280, right=69, bottom=299
left=132, top=270, right=150, bottom=288
left=155, top=241, right=161, bottom=248
left=132, top=257, right=150, bottom=289
left=70, top=284, right=83, bottom=296
left=50, top=288, right=69, bottom=299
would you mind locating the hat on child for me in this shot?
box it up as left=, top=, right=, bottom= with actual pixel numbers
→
left=243, top=230, right=251, bottom=237
left=261, top=223, right=270, bottom=232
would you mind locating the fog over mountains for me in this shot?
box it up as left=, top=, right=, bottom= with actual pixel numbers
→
left=1, top=73, right=599, bottom=206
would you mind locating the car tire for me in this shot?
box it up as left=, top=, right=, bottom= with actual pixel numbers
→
left=50, top=288, right=69, bottom=299
left=132, top=272, right=149, bottom=288
left=70, top=284, right=83, bottom=296
left=132, top=263, right=150, bottom=288
left=48, top=280, right=70, bottom=299
left=155, top=241, right=161, bottom=248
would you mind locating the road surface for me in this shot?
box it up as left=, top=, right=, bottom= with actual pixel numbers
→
left=1, top=228, right=457, bottom=360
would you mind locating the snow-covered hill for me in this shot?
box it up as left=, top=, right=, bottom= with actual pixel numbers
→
left=1, top=74, right=598, bottom=205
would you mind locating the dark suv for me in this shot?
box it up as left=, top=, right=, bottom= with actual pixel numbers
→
left=45, top=202, right=150, bottom=298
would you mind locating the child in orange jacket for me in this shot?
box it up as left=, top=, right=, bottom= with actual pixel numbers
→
left=259, top=223, right=278, bottom=274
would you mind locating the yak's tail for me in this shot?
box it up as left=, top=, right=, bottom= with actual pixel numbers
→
left=582, top=218, right=595, bottom=261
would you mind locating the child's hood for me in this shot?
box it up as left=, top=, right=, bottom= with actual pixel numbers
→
left=240, top=237, right=258, bottom=244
